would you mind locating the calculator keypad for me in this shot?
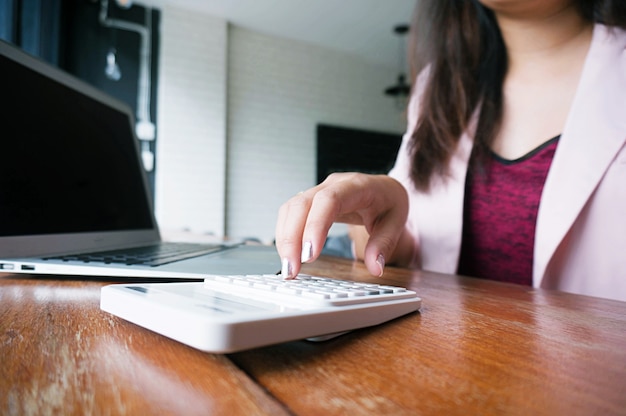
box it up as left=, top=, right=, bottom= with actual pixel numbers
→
left=203, top=274, right=416, bottom=306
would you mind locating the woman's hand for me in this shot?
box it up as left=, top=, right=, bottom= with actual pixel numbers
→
left=275, top=172, right=410, bottom=278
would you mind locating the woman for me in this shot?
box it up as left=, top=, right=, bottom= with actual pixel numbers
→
left=275, top=0, right=626, bottom=302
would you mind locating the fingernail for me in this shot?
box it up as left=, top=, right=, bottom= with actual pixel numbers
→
left=376, top=253, right=385, bottom=277
left=281, top=258, right=293, bottom=279
left=301, top=241, right=313, bottom=263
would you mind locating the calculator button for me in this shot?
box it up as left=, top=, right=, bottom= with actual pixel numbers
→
left=203, top=273, right=417, bottom=306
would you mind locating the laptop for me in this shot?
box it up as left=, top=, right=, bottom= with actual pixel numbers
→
left=0, top=39, right=279, bottom=279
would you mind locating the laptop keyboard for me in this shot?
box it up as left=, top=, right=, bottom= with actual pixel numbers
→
left=43, top=242, right=229, bottom=267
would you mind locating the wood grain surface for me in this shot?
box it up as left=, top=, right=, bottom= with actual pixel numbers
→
left=1, top=256, right=625, bottom=415
left=0, top=276, right=288, bottom=416
left=231, top=257, right=626, bottom=416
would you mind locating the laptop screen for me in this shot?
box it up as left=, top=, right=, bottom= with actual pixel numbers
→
left=0, top=44, right=154, bottom=237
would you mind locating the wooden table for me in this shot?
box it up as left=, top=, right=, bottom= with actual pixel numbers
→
left=1, top=257, right=625, bottom=415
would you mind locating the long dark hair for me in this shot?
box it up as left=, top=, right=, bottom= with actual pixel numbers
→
left=407, top=0, right=626, bottom=191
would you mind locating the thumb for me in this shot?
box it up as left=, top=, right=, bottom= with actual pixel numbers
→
left=362, top=224, right=403, bottom=277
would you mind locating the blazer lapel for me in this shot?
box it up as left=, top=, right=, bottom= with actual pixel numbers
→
left=534, top=25, right=626, bottom=286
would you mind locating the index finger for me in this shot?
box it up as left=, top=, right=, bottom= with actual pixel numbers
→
left=275, top=191, right=312, bottom=278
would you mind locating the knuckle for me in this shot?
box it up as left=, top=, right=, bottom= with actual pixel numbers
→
left=281, top=194, right=309, bottom=212
left=275, top=234, right=302, bottom=254
left=324, top=171, right=363, bottom=183
left=277, top=235, right=299, bottom=247
left=323, top=172, right=344, bottom=182
left=313, top=188, right=343, bottom=214
left=376, top=234, right=397, bottom=252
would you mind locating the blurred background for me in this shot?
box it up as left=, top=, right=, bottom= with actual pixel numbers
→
left=0, top=0, right=416, bottom=243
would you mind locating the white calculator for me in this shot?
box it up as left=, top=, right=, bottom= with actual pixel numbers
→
left=100, top=273, right=421, bottom=353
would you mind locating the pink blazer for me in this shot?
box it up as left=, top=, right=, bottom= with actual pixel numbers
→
left=389, top=24, right=626, bottom=302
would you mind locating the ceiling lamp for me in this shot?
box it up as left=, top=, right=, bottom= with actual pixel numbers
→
left=384, top=24, right=410, bottom=102
left=100, top=0, right=155, bottom=172
left=384, top=73, right=410, bottom=97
